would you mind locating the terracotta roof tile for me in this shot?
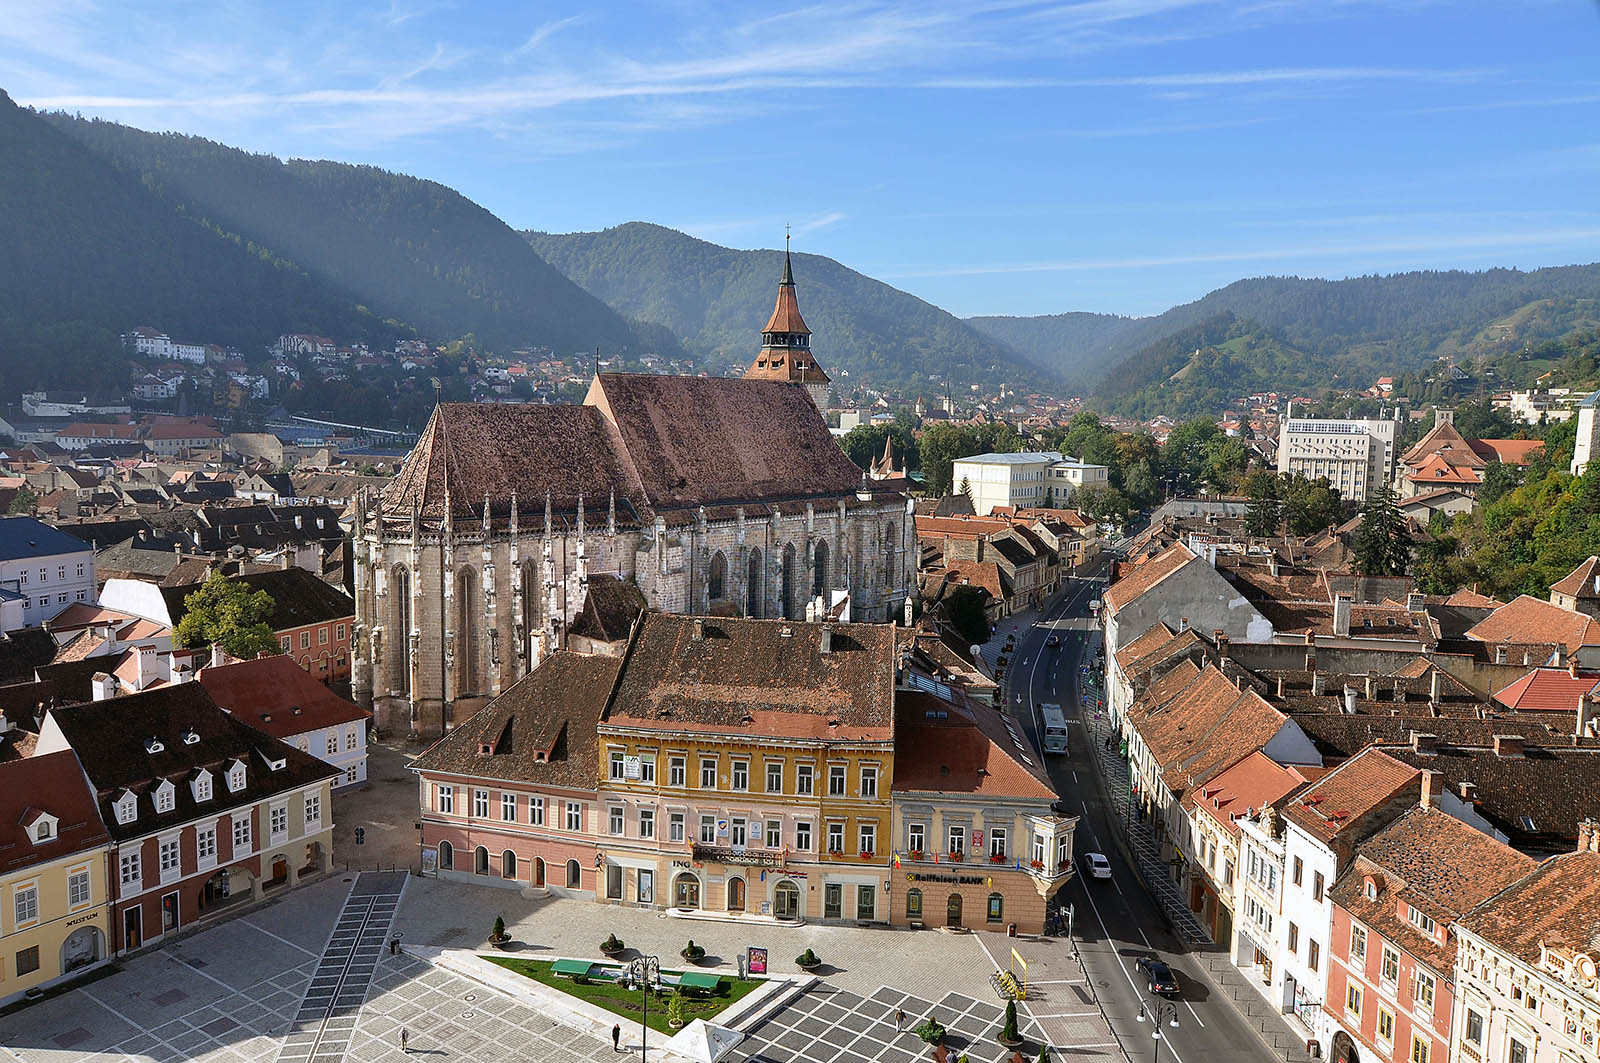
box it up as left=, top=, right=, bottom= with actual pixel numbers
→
left=1550, top=557, right=1600, bottom=600
left=1186, top=750, right=1309, bottom=837
left=1104, top=542, right=1196, bottom=613
left=1282, top=747, right=1420, bottom=844
left=893, top=690, right=1055, bottom=800
left=1466, top=595, right=1600, bottom=653
left=0, top=750, right=110, bottom=874
left=1493, top=667, right=1600, bottom=712
left=1458, top=849, right=1600, bottom=966
left=198, top=655, right=369, bottom=738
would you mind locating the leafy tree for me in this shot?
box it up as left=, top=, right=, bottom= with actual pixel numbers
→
left=1072, top=483, right=1130, bottom=526
left=837, top=422, right=919, bottom=473
left=6, top=486, right=38, bottom=515
left=1202, top=437, right=1250, bottom=493
left=1354, top=484, right=1411, bottom=577
left=174, top=572, right=281, bottom=659
left=919, top=423, right=1024, bottom=497
left=1281, top=474, right=1345, bottom=536
left=1243, top=471, right=1283, bottom=536
left=1162, top=418, right=1226, bottom=493
left=1477, top=461, right=1524, bottom=507
left=940, top=586, right=991, bottom=646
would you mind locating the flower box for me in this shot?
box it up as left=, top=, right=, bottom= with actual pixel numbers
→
left=948, top=851, right=964, bottom=862
left=1029, top=860, right=1045, bottom=870
left=859, top=851, right=875, bottom=860
left=989, top=853, right=1007, bottom=864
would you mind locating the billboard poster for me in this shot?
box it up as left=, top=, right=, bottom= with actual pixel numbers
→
left=747, top=946, right=768, bottom=975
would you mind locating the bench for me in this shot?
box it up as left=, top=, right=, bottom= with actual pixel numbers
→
left=551, top=959, right=594, bottom=978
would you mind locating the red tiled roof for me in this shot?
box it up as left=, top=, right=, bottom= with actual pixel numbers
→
left=1282, top=747, right=1420, bottom=844
left=0, top=750, right=110, bottom=874
left=893, top=691, right=1055, bottom=800
left=1114, top=621, right=1178, bottom=670
left=1550, top=556, right=1600, bottom=600
left=1492, top=667, right=1600, bottom=712
left=1458, top=849, right=1600, bottom=966
left=198, top=655, right=369, bottom=737
left=1186, top=751, right=1309, bottom=837
left=1104, top=542, right=1196, bottom=613
left=1466, top=595, right=1600, bottom=653
left=1470, top=438, right=1544, bottom=466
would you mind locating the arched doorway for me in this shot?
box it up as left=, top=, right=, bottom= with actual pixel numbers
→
left=746, top=548, right=763, bottom=617
left=781, top=545, right=796, bottom=619
left=727, top=877, right=746, bottom=912
left=673, top=872, right=702, bottom=910
left=60, top=926, right=104, bottom=973
left=533, top=856, right=545, bottom=887
left=1330, top=1031, right=1359, bottom=1063
left=946, top=893, right=963, bottom=928
left=475, top=845, right=490, bottom=875
left=502, top=850, right=517, bottom=879
left=438, top=840, right=454, bottom=870
left=708, top=551, right=727, bottom=604
left=565, top=859, right=581, bottom=889
left=774, top=880, right=800, bottom=919
left=812, top=540, right=829, bottom=598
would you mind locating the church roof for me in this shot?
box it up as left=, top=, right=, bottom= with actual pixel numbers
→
left=761, top=250, right=810, bottom=335
left=382, top=374, right=867, bottom=524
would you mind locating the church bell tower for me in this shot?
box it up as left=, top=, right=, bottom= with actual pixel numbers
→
left=744, top=234, right=831, bottom=409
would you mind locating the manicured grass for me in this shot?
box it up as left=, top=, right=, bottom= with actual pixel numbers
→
left=485, top=957, right=763, bottom=1034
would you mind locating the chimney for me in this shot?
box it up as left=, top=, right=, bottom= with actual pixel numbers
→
left=1458, top=780, right=1476, bottom=802
left=135, top=645, right=170, bottom=690
left=1215, top=630, right=1229, bottom=658
left=820, top=624, right=833, bottom=654
left=1179, top=617, right=1190, bottom=633
left=1419, top=769, right=1443, bottom=810
left=1365, top=671, right=1379, bottom=701
left=1343, top=685, right=1358, bottom=714
left=1333, top=594, right=1352, bottom=638
left=1579, top=694, right=1600, bottom=738
left=1494, top=644, right=1508, bottom=665
left=1311, top=669, right=1324, bottom=696
left=90, top=672, right=119, bottom=701
left=1571, top=658, right=1582, bottom=680
left=1429, top=669, right=1443, bottom=707
left=1406, top=592, right=1425, bottom=612
left=1493, top=734, right=1525, bottom=759
left=1269, top=554, right=1281, bottom=578
left=1410, top=731, right=1438, bottom=756
left=1276, top=676, right=1286, bottom=698
left=1579, top=818, right=1600, bottom=854
left=692, top=618, right=704, bottom=641
left=280, top=552, right=293, bottom=570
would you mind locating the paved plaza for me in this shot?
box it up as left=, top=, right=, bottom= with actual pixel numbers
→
left=1, top=873, right=1126, bottom=1063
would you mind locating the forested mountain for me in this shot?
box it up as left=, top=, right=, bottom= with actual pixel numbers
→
left=963, top=311, right=1136, bottom=390
left=41, top=110, right=654, bottom=357
left=524, top=222, right=1055, bottom=393
left=971, top=266, right=1600, bottom=416
left=0, top=91, right=408, bottom=394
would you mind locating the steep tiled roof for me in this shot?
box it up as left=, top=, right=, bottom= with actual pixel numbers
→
left=1332, top=806, right=1534, bottom=973
left=893, top=690, right=1055, bottom=800
left=164, top=567, right=354, bottom=631
left=568, top=574, right=648, bottom=644
left=0, top=750, right=110, bottom=874
left=1401, top=419, right=1481, bottom=467
left=1470, top=438, right=1544, bottom=466
left=1186, top=751, right=1309, bottom=837
left=603, top=615, right=898, bottom=741
left=411, top=652, right=622, bottom=791
left=1104, top=542, right=1196, bottom=613
left=1282, top=747, right=1420, bottom=845
left=1385, top=744, right=1600, bottom=851
left=1458, top=850, right=1600, bottom=967
left=1493, top=667, right=1600, bottom=712
left=1114, top=622, right=1178, bottom=671
left=46, top=682, right=336, bottom=842
left=1467, top=595, right=1600, bottom=653
left=1550, top=556, right=1600, bottom=601
left=198, top=655, right=369, bottom=738
left=1139, top=666, right=1292, bottom=795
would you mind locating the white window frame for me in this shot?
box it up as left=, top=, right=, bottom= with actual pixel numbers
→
left=700, top=757, right=717, bottom=789
left=796, top=763, right=814, bottom=795
left=14, top=882, right=40, bottom=928
left=565, top=802, right=582, bottom=832
left=828, top=764, right=847, bottom=796
left=795, top=821, right=812, bottom=851
left=731, top=760, right=749, bottom=792
left=437, top=785, right=454, bottom=814
left=827, top=822, right=845, bottom=853
left=269, top=803, right=289, bottom=843
left=668, top=756, right=686, bottom=787
left=196, top=825, right=218, bottom=869
left=989, top=827, right=1007, bottom=859
left=304, top=793, right=322, bottom=830
left=67, top=867, right=93, bottom=909
left=766, top=761, right=783, bottom=793
left=700, top=814, right=717, bottom=844
left=669, top=811, right=685, bottom=843
left=858, top=823, right=876, bottom=855
left=233, top=815, right=253, bottom=854
left=860, top=765, right=878, bottom=798
left=639, top=808, right=655, bottom=840
left=158, top=835, right=182, bottom=883
left=639, top=753, right=656, bottom=784
left=472, top=789, right=490, bottom=818
left=908, top=823, right=925, bottom=853
left=609, top=806, right=625, bottom=836
left=502, top=792, right=517, bottom=820
left=120, top=851, right=142, bottom=887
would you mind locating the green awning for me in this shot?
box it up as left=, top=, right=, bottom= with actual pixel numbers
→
left=552, top=959, right=594, bottom=977
left=677, top=972, right=723, bottom=990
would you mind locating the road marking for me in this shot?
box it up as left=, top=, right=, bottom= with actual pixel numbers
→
left=1183, top=997, right=1207, bottom=1027
left=1072, top=771, right=1079, bottom=785
left=242, top=919, right=320, bottom=957
left=1075, top=873, right=1189, bottom=1063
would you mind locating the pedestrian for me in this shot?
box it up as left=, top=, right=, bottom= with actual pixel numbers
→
left=612, top=1024, right=621, bottom=1053
left=399, top=1028, right=409, bottom=1055
left=895, top=1008, right=906, bottom=1032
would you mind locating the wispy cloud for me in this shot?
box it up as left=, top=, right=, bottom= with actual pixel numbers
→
left=511, top=15, right=582, bottom=58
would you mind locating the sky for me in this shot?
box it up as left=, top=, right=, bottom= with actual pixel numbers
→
left=4, top=1, right=1599, bottom=318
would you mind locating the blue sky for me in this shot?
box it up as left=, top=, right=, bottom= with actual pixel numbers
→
left=4, top=1, right=1598, bottom=318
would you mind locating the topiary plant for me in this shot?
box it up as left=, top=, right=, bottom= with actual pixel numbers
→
left=667, top=991, right=687, bottom=1028
left=915, top=1018, right=946, bottom=1045
left=1036, top=1044, right=1052, bottom=1063
left=601, top=932, right=624, bottom=953
left=682, top=939, right=705, bottom=960
left=491, top=916, right=507, bottom=942
left=796, top=947, right=820, bottom=968
left=1000, top=998, right=1021, bottom=1045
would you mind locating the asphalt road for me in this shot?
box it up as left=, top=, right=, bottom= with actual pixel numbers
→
left=997, top=567, right=1279, bottom=1063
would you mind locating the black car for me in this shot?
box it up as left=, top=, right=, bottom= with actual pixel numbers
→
left=1044, top=634, right=1061, bottom=648
left=1136, top=956, right=1180, bottom=996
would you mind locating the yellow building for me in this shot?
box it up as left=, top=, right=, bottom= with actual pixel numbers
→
left=0, top=750, right=112, bottom=1006
left=596, top=614, right=898, bottom=922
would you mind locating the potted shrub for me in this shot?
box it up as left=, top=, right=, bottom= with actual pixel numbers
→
left=488, top=916, right=511, bottom=949
left=998, top=999, right=1023, bottom=1048
left=910, top=849, right=924, bottom=861
left=1029, top=859, right=1045, bottom=871
left=1036, top=1045, right=1052, bottom=1063
left=681, top=939, right=706, bottom=963
left=915, top=1017, right=946, bottom=1046
left=949, top=850, right=964, bottom=863
left=990, top=853, right=1006, bottom=864
left=795, top=947, right=822, bottom=971
left=666, top=991, right=687, bottom=1030
left=600, top=933, right=625, bottom=956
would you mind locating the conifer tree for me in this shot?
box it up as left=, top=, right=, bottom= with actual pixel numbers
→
left=1354, top=482, right=1411, bottom=577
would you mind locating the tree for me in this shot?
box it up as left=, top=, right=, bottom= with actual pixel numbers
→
left=173, top=572, right=281, bottom=660
left=6, top=486, right=38, bottom=515
left=958, top=476, right=973, bottom=503
left=1072, top=483, right=1130, bottom=526
left=1354, top=483, right=1412, bottom=577
left=1201, top=437, right=1250, bottom=493
left=1243, top=471, right=1283, bottom=536
left=1281, top=474, right=1344, bottom=536
left=1161, top=418, right=1225, bottom=494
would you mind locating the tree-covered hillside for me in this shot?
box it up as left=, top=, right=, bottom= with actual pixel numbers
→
left=42, top=111, right=656, bottom=358
left=0, top=91, right=407, bottom=393
left=964, top=311, right=1137, bottom=391
left=525, top=222, right=1055, bottom=394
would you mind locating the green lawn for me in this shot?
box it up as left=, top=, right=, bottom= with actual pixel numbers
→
left=484, top=957, right=763, bottom=1035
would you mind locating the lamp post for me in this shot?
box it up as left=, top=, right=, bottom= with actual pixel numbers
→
left=1136, top=999, right=1180, bottom=1063
left=621, top=955, right=662, bottom=1062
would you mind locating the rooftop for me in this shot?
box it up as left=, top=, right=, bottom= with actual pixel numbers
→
left=0, top=516, right=92, bottom=561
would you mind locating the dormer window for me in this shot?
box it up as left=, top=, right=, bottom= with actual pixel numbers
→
left=227, top=760, right=246, bottom=792
left=114, top=791, right=137, bottom=825
left=182, top=729, right=200, bottom=745
left=29, top=812, right=58, bottom=843
left=145, top=737, right=165, bottom=754
left=1364, top=876, right=1378, bottom=900
left=154, top=780, right=176, bottom=814
left=193, top=770, right=213, bottom=803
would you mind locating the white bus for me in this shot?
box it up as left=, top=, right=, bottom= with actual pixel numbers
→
left=1040, top=703, right=1069, bottom=755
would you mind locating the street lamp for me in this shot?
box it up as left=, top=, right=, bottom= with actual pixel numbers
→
left=1136, top=999, right=1180, bottom=1063
left=620, top=955, right=663, bottom=1062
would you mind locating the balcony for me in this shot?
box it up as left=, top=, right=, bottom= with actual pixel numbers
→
left=690, top=843, right=782, bottom=869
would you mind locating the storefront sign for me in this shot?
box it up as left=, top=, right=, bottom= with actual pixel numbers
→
left=623, top=755, right=643, bottom=780
left=904, top=872, right=986, bottom=885
left=64, top=911, right=100, bottom=929
left=747, top=947, right=768, bottom=975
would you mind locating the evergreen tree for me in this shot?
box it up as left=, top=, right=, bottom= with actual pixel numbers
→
left=1243, top=471, right=1283, bottom=536
left=1354, top=483, right=1411, bottom=577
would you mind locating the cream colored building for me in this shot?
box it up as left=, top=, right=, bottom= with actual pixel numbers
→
left=1276, top=414, right=1398, bottom=501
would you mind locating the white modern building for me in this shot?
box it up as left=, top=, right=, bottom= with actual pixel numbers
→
left=0, top=517, right=97, bottom=629
left=1571, top=392, right=1600, bottom=476
left=1276, top=412, right=1399, bottom=501
left=951, top=451, right=1109, bottom=515
left=1501, top=387, right=1580, bottom=425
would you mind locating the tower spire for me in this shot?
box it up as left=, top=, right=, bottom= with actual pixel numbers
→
left=783, top=225, right=794, bottom=286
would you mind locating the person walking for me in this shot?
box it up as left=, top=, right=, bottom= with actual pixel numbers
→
left=612, top=1024, right=621, bottom=1053
left=399, top=1028, right=409, bottom=1055
left=895, top=1008, right=906, bottom=1033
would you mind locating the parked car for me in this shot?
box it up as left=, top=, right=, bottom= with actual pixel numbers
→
left=1137, top=956, right=1181, bottom=996
left=1082, top=852, right=1112, bottom=879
